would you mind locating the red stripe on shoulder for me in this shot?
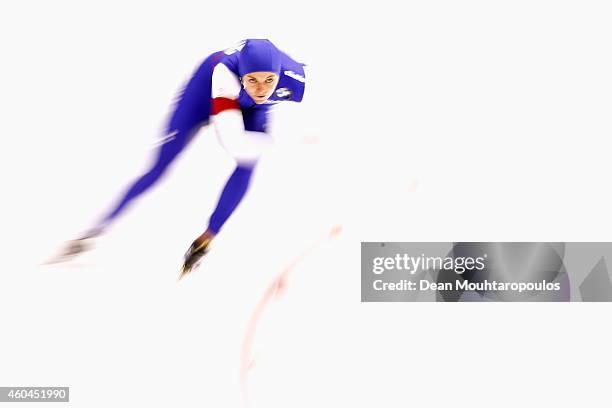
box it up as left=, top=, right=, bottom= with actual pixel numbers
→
left=212, top=97, right=240, bottom=115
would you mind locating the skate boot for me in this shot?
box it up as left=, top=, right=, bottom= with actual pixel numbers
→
left=179, top=234, right=213, bottom=280
left=46, top=234, right=98, bottom=265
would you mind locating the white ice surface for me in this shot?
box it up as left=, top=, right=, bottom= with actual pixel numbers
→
left=2, top=1, right=612, bottom=407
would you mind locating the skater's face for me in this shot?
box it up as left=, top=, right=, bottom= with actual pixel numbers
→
left=241, top=72, right=279, bottom=104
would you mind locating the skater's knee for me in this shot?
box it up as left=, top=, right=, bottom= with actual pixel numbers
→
left=138, top=160, right=171, bottom=185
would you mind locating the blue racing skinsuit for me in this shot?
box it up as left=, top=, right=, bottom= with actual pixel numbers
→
left=94, top=39, right=306, bottom=235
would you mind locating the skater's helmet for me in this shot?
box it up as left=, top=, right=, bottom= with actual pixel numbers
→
left=238, top=39, right=282, bottom=104
left=238, top=39, right=281, bottom=76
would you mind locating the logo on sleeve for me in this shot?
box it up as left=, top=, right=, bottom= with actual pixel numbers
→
left=275, top=87, right=292, bottom=99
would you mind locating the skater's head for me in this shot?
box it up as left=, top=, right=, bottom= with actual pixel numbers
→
left=241, top=71, right=280, bottom=104
left=239, top=39, right=281, bottom=104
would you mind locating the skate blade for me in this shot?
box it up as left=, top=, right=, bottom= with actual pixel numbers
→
left=177, top=261, right=201, bottom=281
left=43, top=251, right=82, bottom=266
left=178, top=265, right=190, bottom=281
left=43, top=255, right=69, bottom=266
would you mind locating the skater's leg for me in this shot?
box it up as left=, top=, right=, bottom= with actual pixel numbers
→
left=180, top=99, right=272, bottom=276
left=208, top=165, right=255, bottom=234
left=179, top=165, right=254, bottom=279
left=94, top=128, right=196, bottom=232
left=204, top=104, right=272, bottom=234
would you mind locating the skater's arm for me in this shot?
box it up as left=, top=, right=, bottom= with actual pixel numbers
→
left=211, top=64, right=271, bottom=165
left=210, top=63, right=244, bottom=135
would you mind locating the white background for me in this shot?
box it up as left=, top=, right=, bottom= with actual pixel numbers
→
left=1, top=0, right=611, bottom=407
